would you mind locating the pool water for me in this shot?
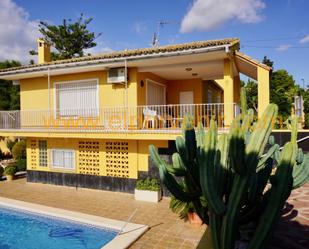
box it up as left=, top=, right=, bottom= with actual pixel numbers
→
left=0, top=206, right=118, bottom=249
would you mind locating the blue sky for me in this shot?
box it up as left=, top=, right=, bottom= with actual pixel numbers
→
left=1, top=0, right=308, bottom=86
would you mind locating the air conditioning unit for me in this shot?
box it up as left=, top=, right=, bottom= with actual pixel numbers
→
left=107, top=67, right=126, bottom=83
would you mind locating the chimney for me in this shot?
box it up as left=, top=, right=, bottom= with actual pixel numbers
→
left=37, top=38, right=51, bottom=64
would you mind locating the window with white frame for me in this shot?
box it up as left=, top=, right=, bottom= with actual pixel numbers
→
left=51, top=149, right=75, bottom=170
left=55, top=79, right=98, bottom=117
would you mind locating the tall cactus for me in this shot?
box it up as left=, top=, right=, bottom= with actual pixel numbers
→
left=149, top=88, right=309, bottom=249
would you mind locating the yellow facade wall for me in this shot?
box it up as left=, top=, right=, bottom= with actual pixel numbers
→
left=257, top=67, right=270, bottom=118
left=137, top=140, right=168, bottom=171
left=19, top=69, right=139, bottom=129
left=167, top=79, right=203, bottom=104
left=20, top=77, right=49, bottom=110
left=26, top=137, right=168, bottom=179
left=136, top=72, right=167, bottom=106
left=20, top=69, right=138, bottom=111
left=215, top=59, right=236, bottom=126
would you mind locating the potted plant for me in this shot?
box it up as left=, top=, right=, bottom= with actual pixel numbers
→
left=4, top=166, right=17, bottom=181
left=134, top=177, right=162, bottom=203
left=169, top=195, right=204, bottom=228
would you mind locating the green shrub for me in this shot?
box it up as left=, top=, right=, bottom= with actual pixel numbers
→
left=135, top=177, right=161, bottom=191
left=4, top=166, right=17, bottom=176
left=15, top=159, right=26, bottom=172
left=12, top=140, right=26, bottom=160
left=0, top=167, right=4, bottom=176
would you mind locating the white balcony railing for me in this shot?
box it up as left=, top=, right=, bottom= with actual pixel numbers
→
left=0, top=103, right=237, bottom=134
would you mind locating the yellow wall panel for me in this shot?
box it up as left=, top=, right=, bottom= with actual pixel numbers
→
left=137, top=140, right=168, bottom=171
left=20, top=69, right=138, bottom=112
left=26, top=138, right=143, bottom=179
left=257, top=67, right=270, bottom=118
left=167, top=78, right=203, bottom=104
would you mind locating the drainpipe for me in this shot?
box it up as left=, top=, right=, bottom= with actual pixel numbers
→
left=124, top=59, right=129, bottom=129
left=47, top=67, right=51, bottom=112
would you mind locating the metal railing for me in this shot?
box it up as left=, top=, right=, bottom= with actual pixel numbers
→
left=0, top=103, right=236, bottom=133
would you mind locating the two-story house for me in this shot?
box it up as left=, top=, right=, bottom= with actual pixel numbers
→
left=0, top=38, right=271, bottom=192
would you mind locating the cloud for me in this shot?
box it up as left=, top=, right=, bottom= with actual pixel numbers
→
left=300, top=35, right=309, bottom=44
left=0, top=0, right=40, bottom=63
left=133, top=21, right=147, bottom=35
left=275, top=44, right=291, bottom=51
left=180, top=0, right=266, bottom=33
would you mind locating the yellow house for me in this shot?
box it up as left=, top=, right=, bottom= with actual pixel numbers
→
left=0, top=38, right=271, bottom=192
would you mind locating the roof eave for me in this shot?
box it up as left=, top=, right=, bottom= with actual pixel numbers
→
left=0, top=44, right=233, bottom=80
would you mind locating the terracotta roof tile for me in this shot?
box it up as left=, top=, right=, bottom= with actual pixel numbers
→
left=0, top=38, right=240, bottom=74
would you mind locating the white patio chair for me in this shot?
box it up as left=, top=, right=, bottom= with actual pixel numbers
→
left=142, top=107, right=157, bottom=129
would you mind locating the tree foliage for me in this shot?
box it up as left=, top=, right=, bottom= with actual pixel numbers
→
left=303, top=90, right=309, bottom=128
left=37, top=14, right=101, bottom=60
left=242, top=79, right=258, bottom=113
left=262, top=56, right=274, bottom=68
left=270, top=69, right=296, bottom=120
left=243, top=56, right=297, bottom=122
left=0, top=60, right=21, bottom=110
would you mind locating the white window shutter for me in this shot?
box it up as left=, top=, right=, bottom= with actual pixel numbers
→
left=56, top=80, right=98, bottom=117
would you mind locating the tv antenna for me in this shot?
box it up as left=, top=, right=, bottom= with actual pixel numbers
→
left=152, top=20, right=176, bottom=47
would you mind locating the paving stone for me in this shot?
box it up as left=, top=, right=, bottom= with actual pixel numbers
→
left=0, top=179, right=307, bottom=248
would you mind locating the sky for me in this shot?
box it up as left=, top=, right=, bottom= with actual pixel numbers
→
left=0, top=0, right=308, bottom=86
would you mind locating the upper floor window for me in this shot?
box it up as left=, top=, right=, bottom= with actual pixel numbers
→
left=55, top=79, right=99, bottom=117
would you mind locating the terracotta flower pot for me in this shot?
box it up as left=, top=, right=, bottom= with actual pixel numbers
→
left=6, top=174, right=14, bottom=181
left=188, top=212, right=203, bottom=228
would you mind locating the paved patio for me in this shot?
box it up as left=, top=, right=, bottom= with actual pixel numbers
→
left=0, top=178, right=307, bottom=249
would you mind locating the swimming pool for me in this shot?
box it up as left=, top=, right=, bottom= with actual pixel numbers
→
left=0, top=197, right=148, bottom=249
left=0, top=206, right=118, bottom=249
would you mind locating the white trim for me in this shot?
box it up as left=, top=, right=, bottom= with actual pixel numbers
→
left=50, top=148, right=76, bottom=170
left=145, top=79, right=166, bottom=105
left=53, top=78, right=99, bottom=118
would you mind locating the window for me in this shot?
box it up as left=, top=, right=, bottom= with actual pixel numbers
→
left=51, top=149, right=75, bottom=170
left=146, top=80, right=166, bottom=105
left=55, top=79, right=98, bottom=117
left=39, top=140, right=47, bottom=167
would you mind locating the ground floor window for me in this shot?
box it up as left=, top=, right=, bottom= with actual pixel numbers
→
left=51, top=149, right=75, bottom=170
left=38, top=140, right=47, bottom=167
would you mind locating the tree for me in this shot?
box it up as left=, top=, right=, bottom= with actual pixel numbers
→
left=0, top=60, right=21, bottom=110
left=36, top=14, right=101, bottom=60
left=270, top=69, right=296, bottom=121
left=303, top=90, right=309, bottom=128
left=242, top=56, right=297, bottom=122
left=243, top=79, right=258, bottom=112
left=262, top=56, right=274, bottom=68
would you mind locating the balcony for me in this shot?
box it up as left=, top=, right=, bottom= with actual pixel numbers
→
left=0, top=103, right=237, bottom=135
